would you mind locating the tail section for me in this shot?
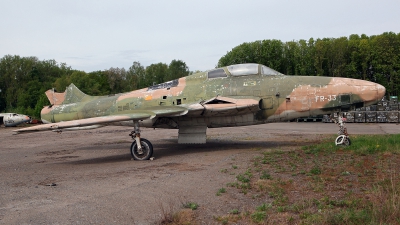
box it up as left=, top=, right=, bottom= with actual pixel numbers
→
left=45, top=83, right=88, bottom=105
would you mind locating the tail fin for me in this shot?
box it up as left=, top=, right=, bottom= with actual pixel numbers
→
left=45, top=83, right=88, bottom=105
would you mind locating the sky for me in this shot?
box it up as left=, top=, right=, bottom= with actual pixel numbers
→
left=1, top=0, right=399, bottom=73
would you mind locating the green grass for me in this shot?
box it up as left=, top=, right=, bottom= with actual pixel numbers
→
left=303, top=134, right=400, bottom=155
left=250, top=211, right=266, bottom=223
left=158, top=134, right=400, bottom=225
left=256, top=203, right=271, bottom=212
left=216, top=188, right=226, bottom=196
left=212, top=134, right=400, bottom=225
left=309, top=166, right=322, bottom=175
left=183, top=202, right=198, bottom=210
left=229, top=209, right=240, bottom=214
left=260, top=170, right=272, bottom=180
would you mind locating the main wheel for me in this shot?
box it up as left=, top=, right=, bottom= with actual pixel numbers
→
left=130, top=138, right=153, bottom=160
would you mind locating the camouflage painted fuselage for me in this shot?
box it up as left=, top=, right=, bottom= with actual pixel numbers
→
left=43, top=64, right=384, bottom=124
left=17, top=64, right=385, bottom=143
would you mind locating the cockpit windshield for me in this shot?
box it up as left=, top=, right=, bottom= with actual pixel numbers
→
left=227, top=64, right=258, bottom=76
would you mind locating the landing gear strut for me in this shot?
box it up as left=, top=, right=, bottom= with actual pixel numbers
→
left=129, top=121, right=153, bottom=160
left=332, top=114, right=351, bottom=146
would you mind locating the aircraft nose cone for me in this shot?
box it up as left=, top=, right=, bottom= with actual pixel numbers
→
left=356, top=80, right=386, bottom=104
left=339, top=78, right=386, bottom=105
left=376, top=83, right=386, bottom=100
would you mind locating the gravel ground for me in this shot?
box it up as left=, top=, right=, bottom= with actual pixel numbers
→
left=0, top=122, right=398, bottom=224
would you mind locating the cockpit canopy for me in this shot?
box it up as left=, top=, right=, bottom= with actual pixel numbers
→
left=207, top=63, right=282, bottom=79
left=227, top=64, right=259, bottom=76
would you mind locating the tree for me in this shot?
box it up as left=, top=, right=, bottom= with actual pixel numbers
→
left=88, top=71, right=111, bottom=95
left=328, top=37, right=348, bottom=77
left=53, top=74, right=71, bottom=93
left=127, top=61, right=145, bottom=90
left=145, top=63, right=168, bottom=86
left=283, top=41, right=298, bottom=75
left=167, top=60, right=189, bottom=81
left=105, top=67, right=127, bottom=93
left=370, top=32, right=400, bottom=96
left=0, top=55, right=71, bottom=116
left=314, top=38, right=330, bottom=76
left=217, top=42, right=254, bottom=67
left=297, top=38, right=316, bottom=75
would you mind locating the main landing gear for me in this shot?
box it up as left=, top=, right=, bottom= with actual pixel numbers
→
left=129, top=121, right=153, bottom=160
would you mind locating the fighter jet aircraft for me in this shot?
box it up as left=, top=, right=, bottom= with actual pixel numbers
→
left=1, top=113, right=31, bottom=127
left=14, top=63, right=385, bottom=160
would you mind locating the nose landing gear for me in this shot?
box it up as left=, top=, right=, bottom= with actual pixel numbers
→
left=332, top=114, right=351, bottom=146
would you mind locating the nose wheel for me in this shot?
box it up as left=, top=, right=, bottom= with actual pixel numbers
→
left=335, top=135, right=351, bottom=146
left=129, top=121, right=154, bottom=160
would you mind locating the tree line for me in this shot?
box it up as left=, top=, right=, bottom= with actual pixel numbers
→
left=0, top=56, right=189, bottom=118
left=218, top=32, right=400, bottom=97
left=1, top=32, right=399, bottom=118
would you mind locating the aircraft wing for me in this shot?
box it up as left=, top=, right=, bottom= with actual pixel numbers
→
left=13, top=96, right=260, bottom=134
left=13, top=106, right=188, bottom=134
